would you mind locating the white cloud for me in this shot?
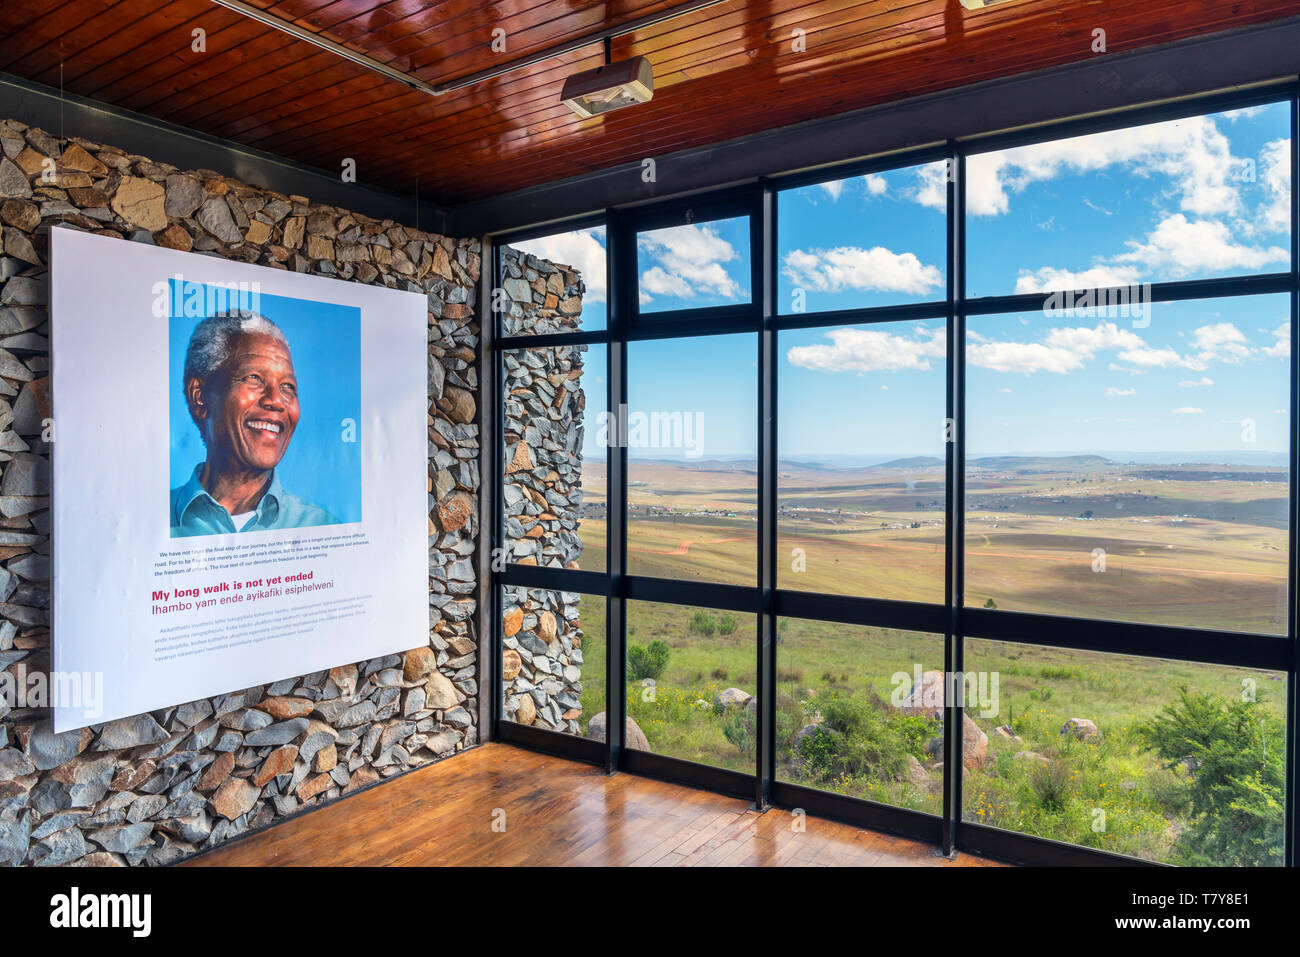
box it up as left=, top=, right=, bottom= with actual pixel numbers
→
left=1106, top=387, right=1136, bottom=396
left=640, top=266, right=692, bottom=298
left=966, top=319, right=1271, bottom=377
left=1113, top=214, right=1288, bottom=277
left=912, top=161, right=951, bottom=211
left=968, top=321, right=1144, bottom=374
left=1264, top=321, right=1290, bottom=359
left=1013, top=265, right=1142, bottom=295
left=821, top=180, right=844, bottom=202
left=782, top=245, right=942, bottom=296
left=864, top=173, right=888, bottom=196
left=965, top=115, right=1244, bottom=218
left=786, top=326, right=945, bottom=373
left=1188, top=322, right=1250, bottom=365
left=1042, top=322, right=1146, bottom=355
left=510, top=228, right=608, bottom=304
left=966, top=340, right=1086, bottom=374
left=1178, top=377, right=1214, bottom=387
left=637, top=223, right=744, bottom=302
left=1171, top=407, right=1204, bottom=414
left=1257, top=138, right=1292, bottom=236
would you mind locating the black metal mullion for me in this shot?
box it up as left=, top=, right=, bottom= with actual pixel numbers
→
left=944, top=143, right=966, bottom=858
left=962, top=273, right=1294, bottom=318
left=962, top=609, right=1292, bottom=672
left=606, top=206, right=631, bottom=775
left=497, top=330, right=613, bottom=350
left=497, top=565, right=610, bottom=594
left=773, top=591, right=948, bottom=633
left=774, top=299, right=950, bottom=331
left=757, top=183, right=776, bottom=811
left=1287, top=89, right=1299, bottom=869
left=624, top=576, right=760, bottom=614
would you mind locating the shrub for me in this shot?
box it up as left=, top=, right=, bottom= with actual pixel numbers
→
left=1030, top=759, right=1071, bottom=813
left=717, top=613, right=738, bottom=636
left=711, top=666, right=729, bottom=680
left=723, top=709, right=755, bottom=757
left=796, top=692, right=936, bottom=783
left=627, top=640, right=670, bottom=681
left=1138, top=685, right=1285, bottom=867
left=689, top=611, right=716, bottom=636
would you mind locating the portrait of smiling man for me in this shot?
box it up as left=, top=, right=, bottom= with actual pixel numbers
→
left=170, top=310, right=339, bottom=537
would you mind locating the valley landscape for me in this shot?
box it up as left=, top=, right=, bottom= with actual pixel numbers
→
left=555, top=450, right=1288, bottom=864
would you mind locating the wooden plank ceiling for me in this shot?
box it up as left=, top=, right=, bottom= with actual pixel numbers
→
left=1, top=0, right=1297, bottom=207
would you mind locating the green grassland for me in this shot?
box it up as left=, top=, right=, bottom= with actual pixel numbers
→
left=542, top=455, right=1288, bottom=863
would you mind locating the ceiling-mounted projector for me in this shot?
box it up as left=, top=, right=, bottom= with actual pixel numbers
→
left=560, top=56, right=654, bottom=118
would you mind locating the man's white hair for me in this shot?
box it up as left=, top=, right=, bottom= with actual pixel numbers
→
left=184, top=311, right=290, bottom=436
left=184, top=311, right=288, bottom=387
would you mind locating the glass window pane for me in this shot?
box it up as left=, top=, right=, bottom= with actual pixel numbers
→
left=502, top=343, right=605, bottom=572
left=625, top=600, right=756, bottom=774
left=778, top=321, right=947, bottom=600
left=967, top=103, right=1292, bottom=297
left=776, top=618, right=945, bottom=815
left=778, top=160, right=947, bottom=314
left=965, top=295, right=1290, bottom=634
left=502, top=586, right=604, bottom=737
left=627, top=334, right=756, bottom=586
left=637, top=216, right=752, bottom=314
left=963, top=638, right=1286, bottom=865
left=500, top=226, right=606, bottom=335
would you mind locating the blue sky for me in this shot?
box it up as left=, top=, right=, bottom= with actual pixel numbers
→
left=513, top=102, right=1293, bottom=463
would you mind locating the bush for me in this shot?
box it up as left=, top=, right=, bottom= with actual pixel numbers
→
left=627, top=640, right=670, bottom=681
left=796, top=692, right=936, bottom=784
left=1138, top=686, right=1285, bottom=866
left=723, top=709, right=755, bottom=757
left=1030, top=759, right=1071, bottom=813
left=689, top=611, right=716, bottom=636
left=717, top=613, right=738, bottom=636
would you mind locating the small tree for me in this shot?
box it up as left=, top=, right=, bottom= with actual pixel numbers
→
left=689, top=610, right=716, bottom=636
left=1138, top=686, right=1285, bottom=867
left=627, top=640, right=671, bottom=681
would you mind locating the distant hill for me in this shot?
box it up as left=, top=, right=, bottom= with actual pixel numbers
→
left=871, top=456, right=945, bottom=469
left=969, top=454, right=1115, bottom=470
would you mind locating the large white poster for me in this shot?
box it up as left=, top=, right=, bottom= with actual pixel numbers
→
left=50, top=228, right=429, bottom=731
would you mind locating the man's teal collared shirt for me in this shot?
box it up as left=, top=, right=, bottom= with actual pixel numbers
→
left=170, top=465, right=338, bottom=537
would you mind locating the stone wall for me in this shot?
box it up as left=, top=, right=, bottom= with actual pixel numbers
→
left=0, top=117, right=482, bottom=866
left=498, top=248, right=590, bottom=735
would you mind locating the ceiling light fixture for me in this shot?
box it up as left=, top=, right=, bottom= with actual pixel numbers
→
left=560, top=40, right=654, bottom=118
left=958, top=0, right=1021, bottom=9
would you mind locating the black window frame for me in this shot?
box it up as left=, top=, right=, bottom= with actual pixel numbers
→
left=487, top=79, right=1300, bottom=867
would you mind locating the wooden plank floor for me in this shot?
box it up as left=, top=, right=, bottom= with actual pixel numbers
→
left=186, top=743, right=1005, bottom=867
